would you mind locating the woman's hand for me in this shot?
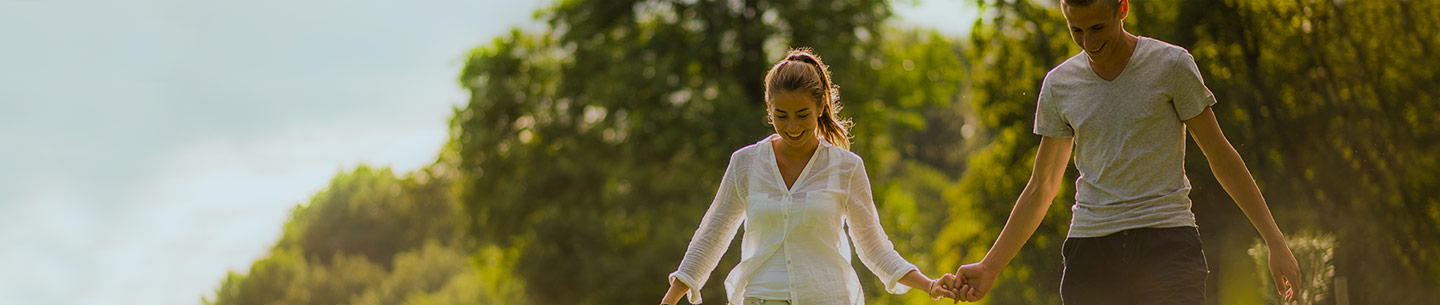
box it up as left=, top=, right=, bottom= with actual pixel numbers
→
left=898, top=270, right=957, bottom=301
left=928, top=274, right=959, bottom=301
left=660, top=279, right=689, bottom=305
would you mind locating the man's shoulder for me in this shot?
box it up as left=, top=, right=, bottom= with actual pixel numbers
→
left=1137, top=36, right=1194, bottom=66
left=1048, top=53, right=1090, bottom=77
left=1042, top=53, right=1090, bottom=87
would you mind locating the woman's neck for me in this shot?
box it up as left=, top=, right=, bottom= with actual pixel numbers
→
left=772, top=137, right=819, bottom=161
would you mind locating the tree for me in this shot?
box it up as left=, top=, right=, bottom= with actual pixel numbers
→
left=209, top=0, right=1440, bottom=304
left=207, top=248, right=308, bottom=305
left=206, top=159, right=474, bottom=305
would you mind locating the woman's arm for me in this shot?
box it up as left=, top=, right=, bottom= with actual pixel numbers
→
left=1184, top=107, right=1300, bottom=301
left=662, top=153, right=749, bottom=304
left=843, top=158, right=927, bottom=294
left=896, top=270, right=958, bottom=300
left=840, top=158, right=958, bottom=301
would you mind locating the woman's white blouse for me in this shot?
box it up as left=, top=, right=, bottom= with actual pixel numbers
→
left=669, top=135, right=919, bottom=305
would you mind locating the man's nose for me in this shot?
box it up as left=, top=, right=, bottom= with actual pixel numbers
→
left=1085, top=32, right=1101, bottom=51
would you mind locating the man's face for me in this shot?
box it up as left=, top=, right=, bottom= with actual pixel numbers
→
left=1062, top=1, right=1126, bottom=61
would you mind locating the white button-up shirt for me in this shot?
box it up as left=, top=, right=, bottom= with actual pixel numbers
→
left=669, top=135, right=919, bottom=305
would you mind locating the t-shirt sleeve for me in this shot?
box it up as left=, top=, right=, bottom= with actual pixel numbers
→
left=1169, top=49, right=1218, bottom=121
left=1034, top=78, right=1075, bottom=138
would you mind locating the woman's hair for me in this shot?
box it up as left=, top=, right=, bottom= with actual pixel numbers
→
left=763, top=47, right=853, bottom=151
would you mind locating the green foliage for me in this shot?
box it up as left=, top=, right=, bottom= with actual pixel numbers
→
left=449, top=1, right=974, bottom=304
left=451, top=0, right=1440, bottom=303
left=205, top=160, right=488, bottom=305
left=353, top=240, right=471, bottom=305
left=207, top=248, right=308, bottom=305
left=276, top=165, right=464, bottom=268
left=279, top=252, right=388, bottom=305
left=208, top=0, right=1440, bottom=304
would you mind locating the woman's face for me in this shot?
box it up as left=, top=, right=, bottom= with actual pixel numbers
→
left=769, top=90, right=821, bottom=150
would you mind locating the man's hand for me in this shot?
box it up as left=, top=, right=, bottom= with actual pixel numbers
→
left=948, top=262, right=998, bottom=303
left=1269, top=244, right=1302, bottom=302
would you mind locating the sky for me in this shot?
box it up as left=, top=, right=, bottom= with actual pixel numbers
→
left=0, top=1, right=976, bottom=304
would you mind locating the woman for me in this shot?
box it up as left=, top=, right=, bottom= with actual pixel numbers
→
left=659, top=48, right=956, bottom=305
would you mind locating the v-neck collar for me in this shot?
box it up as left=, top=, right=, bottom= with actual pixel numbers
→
left=764, top=134, right=824, bottom=193
left=1084, top=36, right=1146, bottom=83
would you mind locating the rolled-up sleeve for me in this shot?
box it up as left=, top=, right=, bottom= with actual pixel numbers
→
left=668, top=152, right=747, bottom=304
left=842, top=159, right=919, bottom=294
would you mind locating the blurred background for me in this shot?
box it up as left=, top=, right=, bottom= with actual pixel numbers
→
left=1, top=0, right=1435, bottom=304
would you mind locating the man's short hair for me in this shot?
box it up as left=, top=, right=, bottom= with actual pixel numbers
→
left=1063, top=0, right=1121, bottom=11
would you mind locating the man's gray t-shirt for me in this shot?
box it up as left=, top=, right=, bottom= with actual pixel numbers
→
left=1034, top=36, right=1217, bottom=238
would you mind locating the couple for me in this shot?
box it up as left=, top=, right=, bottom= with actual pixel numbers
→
left=661, top=1, right=1302, bottom=304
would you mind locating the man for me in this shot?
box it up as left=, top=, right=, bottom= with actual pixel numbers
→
left=945, top=0, right=1302, bottom=304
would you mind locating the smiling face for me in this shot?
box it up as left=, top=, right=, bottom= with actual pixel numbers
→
left=1062, top=0, right=1128, bottom=62
left=768, top=90, right=821, bottom=150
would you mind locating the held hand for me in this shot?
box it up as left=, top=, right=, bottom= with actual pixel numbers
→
left=928, top=274, right=959, bottom=301
left=1268, top=244, right=1302, bottom=302
left=949, top=262, right=998, bottom=303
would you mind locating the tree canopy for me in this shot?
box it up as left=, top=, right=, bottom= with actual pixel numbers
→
left=208, top=0, right=1439, bottom=304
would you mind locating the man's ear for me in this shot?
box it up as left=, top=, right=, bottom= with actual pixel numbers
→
left=1119, top=0, right=1129, bottom=19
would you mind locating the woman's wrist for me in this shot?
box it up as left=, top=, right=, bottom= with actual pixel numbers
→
left=662, top=278, right=688, bottom=305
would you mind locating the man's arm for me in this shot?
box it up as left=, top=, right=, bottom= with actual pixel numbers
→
left=951, top=135, right=1073, bottom=302
left=979, top=135, right=1074, bottom=270
left=1185, top=106, right=1301, bottom=301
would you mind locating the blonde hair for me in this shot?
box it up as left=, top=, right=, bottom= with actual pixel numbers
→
left=763, top=47, right=853, bottom=150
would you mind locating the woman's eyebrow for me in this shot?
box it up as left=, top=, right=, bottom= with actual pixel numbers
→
left=774, top=107, right=812, bottom=114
